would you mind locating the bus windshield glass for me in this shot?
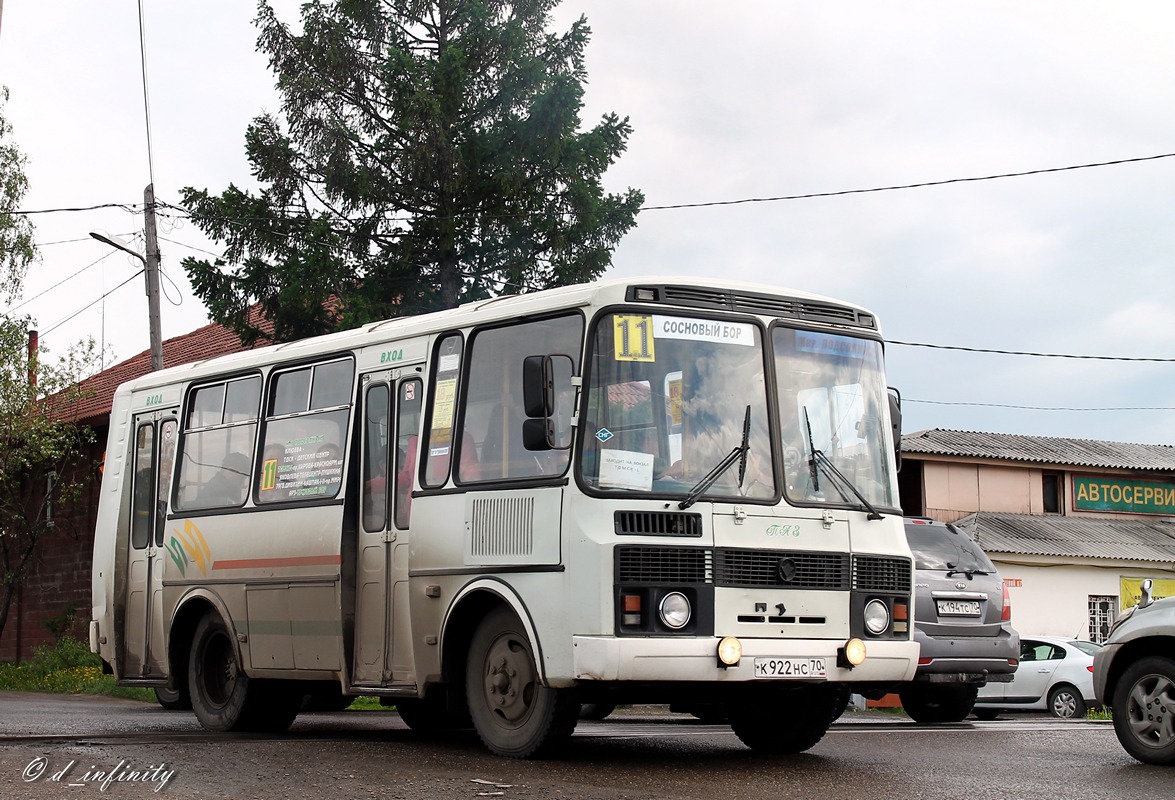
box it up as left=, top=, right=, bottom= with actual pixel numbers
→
left=580, top=313, right=775, bottom=500
left=773, top=327, right=897, bottom=510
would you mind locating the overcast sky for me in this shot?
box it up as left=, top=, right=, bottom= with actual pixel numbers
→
left=3, top=1, right=1174, bottom=446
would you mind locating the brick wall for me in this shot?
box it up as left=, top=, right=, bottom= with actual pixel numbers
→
left=0, top=436, right=104, bottom=663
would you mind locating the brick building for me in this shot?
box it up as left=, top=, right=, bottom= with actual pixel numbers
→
left=0, top=317, right=261, bottom=662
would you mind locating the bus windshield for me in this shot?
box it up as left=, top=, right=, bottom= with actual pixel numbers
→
left=773, top=327, right=897, bottom=510
left=580, top=313, right=775, bottom=500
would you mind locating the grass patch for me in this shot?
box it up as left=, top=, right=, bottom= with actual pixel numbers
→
left=0, top=637, right=153, bottom=702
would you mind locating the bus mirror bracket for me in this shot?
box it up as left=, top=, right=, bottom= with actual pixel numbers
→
left=888, top=386, right=902, bottom=473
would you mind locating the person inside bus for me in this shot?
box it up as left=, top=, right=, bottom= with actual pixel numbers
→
left=198, top=451, right=251, bottom=508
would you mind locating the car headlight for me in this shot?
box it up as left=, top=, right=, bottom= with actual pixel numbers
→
left=864, top=599, right=890, bottom=635
left=658, top=592, right=691, bottom=630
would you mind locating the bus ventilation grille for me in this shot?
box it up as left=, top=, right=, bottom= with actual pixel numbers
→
left=628, top=285, right=874, bottom=329
left=851, top=555, right=912, bottom=593
left=614, top=511, right=703, bottom=537
left=470, top=496, right=535, bottom=556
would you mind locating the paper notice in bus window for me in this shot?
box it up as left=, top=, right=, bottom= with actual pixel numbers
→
left=599, top=449, right=655, bottom=491
left=438, top=353, right=461, bottom=373
left=432, top=378, right=457, bottom=428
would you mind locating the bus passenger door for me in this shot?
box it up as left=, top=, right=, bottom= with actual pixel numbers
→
left=124, top=415, right=176, bottom=679
left=354, top=375, right=421, bottom=686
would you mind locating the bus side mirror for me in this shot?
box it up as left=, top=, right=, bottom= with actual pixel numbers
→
left=523, top=354, right=575, bottom=450
left=888, top=387, right=902, bottom=473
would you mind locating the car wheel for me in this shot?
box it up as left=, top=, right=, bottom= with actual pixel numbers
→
left=1047, top=684, right=1086, bottom=719
left=1111, top=655, right=1175, bottom=765
left=898, top=684, right=979, bottom=724
left=973, top=707, right=1000, bottom=721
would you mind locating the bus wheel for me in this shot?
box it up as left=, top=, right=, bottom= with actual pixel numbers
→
left=465, top=607, right=578, bottom=758
left=154, top=685, right=191, bottom=711
left=189, top=613, right=252, bottom=731
left=188, top=612, right=299, bottom=733
left=729, top=686, right=836, bottom=754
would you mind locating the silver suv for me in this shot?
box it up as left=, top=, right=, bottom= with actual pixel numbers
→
left=1093, top=579, right=1175, bottom=765
left=893, top=517, right=1019, bottom=722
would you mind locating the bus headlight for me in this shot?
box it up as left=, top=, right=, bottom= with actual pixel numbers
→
left=717, top=636, right=742, bottom=667
left=658, top=592, right=691, bottom=630
left=863, top=599, right=890, bottom=635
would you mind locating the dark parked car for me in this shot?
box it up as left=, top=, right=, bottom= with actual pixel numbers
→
left=884, top=517, right=1019, bottom=723
left=1094, top=579, right=1175, bottom=765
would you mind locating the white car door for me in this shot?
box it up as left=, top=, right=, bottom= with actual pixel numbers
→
left=1006, top=640, right=1062, bottom=703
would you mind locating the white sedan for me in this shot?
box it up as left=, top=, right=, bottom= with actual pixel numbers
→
left=973, top=635, right=1101, bottom=719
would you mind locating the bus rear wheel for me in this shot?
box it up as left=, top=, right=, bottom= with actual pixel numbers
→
left=188, top=612, right=299, bottom=733
left=465, top=607, right=578, bottom=758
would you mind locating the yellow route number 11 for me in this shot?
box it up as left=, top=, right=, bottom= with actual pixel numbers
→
left=613, top=315, right=656, bottom=362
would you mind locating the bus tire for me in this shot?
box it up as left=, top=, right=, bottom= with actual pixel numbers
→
left=728, top=685, right=836, bottom=754
left=188, top=612, right=299, bottom=733
left=154, top=685, right=191, bottom=711
left=898, top=684, right=978, bottom=724
left=465, top=607, right=578, bottom=758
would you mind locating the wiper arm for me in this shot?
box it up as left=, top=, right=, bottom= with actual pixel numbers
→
left=679, top=406, right=751, bottom=510
left=809, top=449, right=884, bottom=521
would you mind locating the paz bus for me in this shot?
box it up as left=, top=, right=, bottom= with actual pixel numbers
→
left=90, top=276, right=917, bottom=758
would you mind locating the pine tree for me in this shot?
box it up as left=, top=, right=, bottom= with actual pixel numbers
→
left=181, top=0, right=644, bottom=344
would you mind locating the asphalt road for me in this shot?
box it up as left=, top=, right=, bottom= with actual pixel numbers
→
left=0, top=692, right=1167, bottom=800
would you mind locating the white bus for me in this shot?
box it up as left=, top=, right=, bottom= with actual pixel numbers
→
left=90, top=276, right=917, bottom=758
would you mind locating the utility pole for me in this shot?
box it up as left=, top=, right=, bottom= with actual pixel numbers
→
left=142, top=184, right=164, bottom=371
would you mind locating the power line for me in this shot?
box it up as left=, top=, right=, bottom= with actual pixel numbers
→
left=889, top=340, right=1175, bottom=363
left=906, top=398, right=1175, bottom=412
left=7, top=150, right=1175, bottom=219
left=1, top=250, right=119, bottom=316
left=640, top=152, right=1175, bottom=210
left=41, top=270, right=143, bottom=336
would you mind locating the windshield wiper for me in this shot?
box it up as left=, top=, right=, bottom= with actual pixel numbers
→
left=946, top=562, right=990, bottom=579
left=679, top=406, right=751, bottom=510
left=809, top=450, right=884, bottom=520
left=801, top=407, right=883, bottom=521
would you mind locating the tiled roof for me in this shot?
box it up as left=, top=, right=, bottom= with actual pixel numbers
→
left=68, top=308, right=272, bottom=426
left=956, top=511, right=1175, bottom=563
left=901, top=428, right=1175, bottom=471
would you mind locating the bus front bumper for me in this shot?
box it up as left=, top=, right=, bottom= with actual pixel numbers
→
left=572, top=636, right=918, bottom=683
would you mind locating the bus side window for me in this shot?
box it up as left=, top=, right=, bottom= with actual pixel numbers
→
left=423, top=335, right=463, bottom=488
left=393, top=377, right=422, bottom=528
left=361, top=384, right=390, bottom=533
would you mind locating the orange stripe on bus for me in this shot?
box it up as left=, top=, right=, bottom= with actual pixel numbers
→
left=211, top=555, right=342, bottom=570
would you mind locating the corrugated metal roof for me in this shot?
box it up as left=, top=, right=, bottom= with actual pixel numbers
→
left=902, top=428, right=1175, bottom=471
left=955, top=512, right=1175, bottom=563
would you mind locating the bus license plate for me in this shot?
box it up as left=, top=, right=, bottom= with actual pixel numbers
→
left=753, top=658, right=827, bottom=679
left=936, top=600, right=981, bottom=616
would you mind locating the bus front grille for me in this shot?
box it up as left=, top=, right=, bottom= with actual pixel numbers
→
left=852, top=555, right=912, bottom=593
left=715, top=549, right=850, bottom=589
left=616, top=546, right=712, bottom=584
